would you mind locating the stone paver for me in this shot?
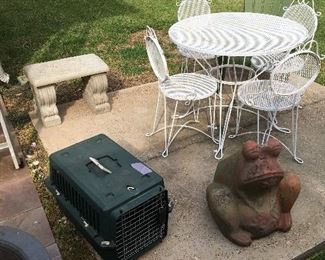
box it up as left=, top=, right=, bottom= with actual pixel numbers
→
left=0, top=164, right=41, bottom=220
left=0, top=150, right=24, bottom=182
left=46, top=243, right=62, bottom=260
left=0, top=148, right=61, bottom=259
left=0, top=207, right=55, bottom=247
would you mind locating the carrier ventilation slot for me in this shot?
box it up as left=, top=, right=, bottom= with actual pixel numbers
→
left=52, top=169, right=100, bottom=232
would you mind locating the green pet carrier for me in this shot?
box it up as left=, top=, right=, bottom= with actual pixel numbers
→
left=46, top=134, right=172, bottom=260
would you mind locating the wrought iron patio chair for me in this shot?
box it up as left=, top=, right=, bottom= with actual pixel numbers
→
left=251, top=0, right=320, bottom=73
left=245, top=0, right=292, bottom=16
left=232, top=49, right=321, bottom=164
left=176, top=0, right=215, bottom=72
left=145, top=27, right=219, bottom=157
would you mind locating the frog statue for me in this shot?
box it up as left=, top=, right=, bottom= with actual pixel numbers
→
left=206, top=138, right=301, bottom=246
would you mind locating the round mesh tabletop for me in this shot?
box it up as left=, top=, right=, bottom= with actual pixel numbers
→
left=168, top=12, right=309, bottom=57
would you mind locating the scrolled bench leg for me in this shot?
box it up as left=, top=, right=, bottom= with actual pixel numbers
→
left=83, top=73, right=110, bottom=113
left=33, top=85, right=61, bottom=127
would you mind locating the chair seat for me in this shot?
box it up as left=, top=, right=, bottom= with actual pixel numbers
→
left=178, top=47, right=215, bottom=60
left=238, top=80, right=302, bottom=111
left=161, top=73, right=218, bottom=101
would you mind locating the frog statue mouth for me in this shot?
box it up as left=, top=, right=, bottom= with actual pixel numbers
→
left=236, top=138, right=284, bottom=189
left=242, top=170, right=284, bottom=189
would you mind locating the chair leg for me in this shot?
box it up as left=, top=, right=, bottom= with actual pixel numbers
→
left=219, top=84, right=223, bottom=144
left=292, top=106, right=303, bottom=164
left=257, top=110, right=260, bottom=145
left=208, top=97, right=216, bottom=143
left=262, top=110, right=277, bottom=145
left=269, top=111, right=291, bottom=134
left=181, top=58, right=189, bottom=73
left=193, top=100, right=201, bottom=122
left=229, top=103, right=243, bottom=138
left=207, top=92, right=218, bottom=141
left=208, top=97, right=213, bottom=132
left=162, top=100, right=178, bottom=158
left=163, top=96, right=168, bottom=157
left=146, top=90, right=162, bottom=137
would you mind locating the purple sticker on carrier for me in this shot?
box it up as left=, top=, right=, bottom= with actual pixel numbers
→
left=131, top=163, right=152, bottom=175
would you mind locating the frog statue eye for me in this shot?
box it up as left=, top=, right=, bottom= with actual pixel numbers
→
left=242, top=140, right=260, bottom=160
left=264, top=138, right=282, bottom=157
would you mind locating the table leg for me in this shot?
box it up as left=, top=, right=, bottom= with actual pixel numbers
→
left=214, top=57, right=243, bottom=159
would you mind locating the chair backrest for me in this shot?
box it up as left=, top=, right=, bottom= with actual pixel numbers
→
left=271, top=50, right=320, bottom=96
left=146, top=26, right=158, bottom=40
left=300, top=39, right=325, bottom=60
left=145, top=28, right=169, bottom=82
left=283, top=2, right=318, bottom=41
left=245, top=0, right=292, bottom=15
left=177, top=0, right=211, bottom=21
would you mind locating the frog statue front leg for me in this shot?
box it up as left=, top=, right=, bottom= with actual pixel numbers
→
left=207, top=182, right=253, bottom=246
left=277, top=171, right=301, bottom=232
left=207, top=138, right=301, bottom=246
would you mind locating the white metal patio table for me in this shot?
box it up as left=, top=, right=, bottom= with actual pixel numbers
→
left=168, top=12, right=308, bottom=159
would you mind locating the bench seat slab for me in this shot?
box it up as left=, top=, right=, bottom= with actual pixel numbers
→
left=23, top=54, right=109, bottom=88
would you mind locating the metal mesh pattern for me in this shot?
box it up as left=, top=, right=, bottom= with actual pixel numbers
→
left=115, top=192, right=167, bottom=260
left=169, top=12, right=308, bottom=57
left=52, top=169, right=100, bottom=232
left=238, top=51, right=320, bottom=111
left=271, top=51, right=320, bottom=95
left=238, top=80, right=301, bottom=111
left=251, top=52, right=287, bottom=71
left=177, top=0, right=214, bottom=59
left=162, top=73, right=218, bottom=101
left=251, top=2, right=319, bottom=71
left=177, top=46, right=215, bottom=59
left=145, top=33, right=218, bottom=101
left=177, top=0, right=211, bottom=21
left=283, top=3, right=318, bottom=40
left=245, top=0, right=292, bottom=15
left=145, top=36, right=169, bottom=82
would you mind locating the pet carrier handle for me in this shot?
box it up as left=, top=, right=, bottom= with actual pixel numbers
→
left=89, top=157, right=112, bottom=174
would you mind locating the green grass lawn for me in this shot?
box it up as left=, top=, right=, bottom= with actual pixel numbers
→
left=1, top=0, right=324, bottom=89
left=0, top=1, right=325, bottom=259
left=313, top=251, right=325, bottom=260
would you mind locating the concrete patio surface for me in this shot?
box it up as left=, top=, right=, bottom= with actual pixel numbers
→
left=31, top=81, right=325, bottom=260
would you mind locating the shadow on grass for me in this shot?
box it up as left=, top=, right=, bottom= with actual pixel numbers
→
left=0, top=0, right=138, bottom=78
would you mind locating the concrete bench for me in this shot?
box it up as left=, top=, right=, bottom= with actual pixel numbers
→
left=24, top=54, right=110, bottom=127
